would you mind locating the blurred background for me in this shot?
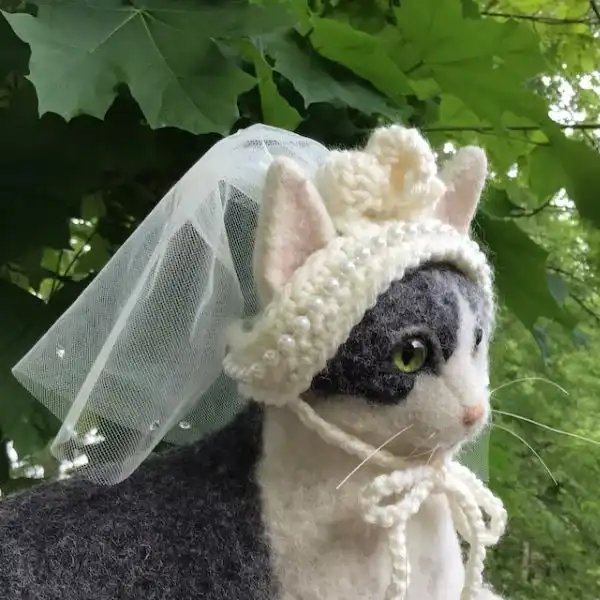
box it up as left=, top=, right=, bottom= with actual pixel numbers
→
left=0, top=0, right=599, bottom=597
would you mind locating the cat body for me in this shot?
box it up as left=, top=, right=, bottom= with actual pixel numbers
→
left=0, top=265, right=501, bottom=600
left=0, top=403, right=465, bottom=600
left=1, top=126, right=506, bottom=600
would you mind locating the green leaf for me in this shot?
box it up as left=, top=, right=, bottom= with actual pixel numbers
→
left=0, top=281, right=58, bottom=457
left=547, top=272, right=569, bottom=306
left=477, top=214, right=574, bottom=330
left=244, top=40, right=301, bottom=130
left=532, top=324, right=550, bottom=365
left=396, top=0, right=545, bottom=79
left=395, top=0, right=549, bottom=126
left=309, top=17, right=413, bottom=105
left=549, top=135, right=600, bottom=228
left=71, top=234, right=111, bottom=276
left=4, top=0, right=295, bottom=134
left=573, top=328, right=589, bottom=348
left=481, top=187, right=522, bottom=219
left=265, top=33, right=405, bottom=119
left=81, top=193, right=106, bottom=222
left=0, top=12, right=29, bottom=79
left=528, top=144, right=567, bottom=201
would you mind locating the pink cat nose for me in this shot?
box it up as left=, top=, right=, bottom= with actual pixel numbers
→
left=461, top=404, right=484, bottom=426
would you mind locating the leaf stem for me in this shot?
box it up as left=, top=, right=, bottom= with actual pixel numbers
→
left=49, top=249, right=64, bottom=298
left=63, top=230, right=98, bottom=280
left=404, top=60, right=424, bottom=75
left=481, top=11, right=589, bottom=25
left=511, top=197, right=554, bottom=218
left=48, top=229, right=97, bottom=302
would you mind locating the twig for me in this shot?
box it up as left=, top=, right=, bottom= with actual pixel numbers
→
left=548, top=265, right=588, bottom=286
left=47, top=229, right=97, bottom=301
left=477, top=130, right=547, bottom=147
left=422, top=123, right=600, bottom=133
left=482, top=11, right=589, bottom=24
left=590, top=0, right=600, bottom=22
left=405, top=60, right=424, bottom=76
left=48, top=249, right=64, bottom=298
left=511, top=198, right=553, bottom=218
left=63, top=230, right=97, bottom=280
left=569, top=293, right=600, bottom=325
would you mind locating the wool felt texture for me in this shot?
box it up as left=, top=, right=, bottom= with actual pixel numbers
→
left=254, top=157, right=336, bottom=305
left=310, top=262, right=485, bottom=403
left=0, top=264, right=503, bottom=600
left=0, top=405, right=275, bottom=600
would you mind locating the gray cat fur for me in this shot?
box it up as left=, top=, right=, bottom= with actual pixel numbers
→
left=0, top=263, right=486, bottom=600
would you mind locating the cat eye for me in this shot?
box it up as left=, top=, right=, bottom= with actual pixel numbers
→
left=392, top=337, right=429, bottom=373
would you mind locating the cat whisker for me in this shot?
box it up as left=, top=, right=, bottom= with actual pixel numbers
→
left=492, top=409, right=600, bottom=447
left=491, top=377, right=569, bottom=397
left=405, top=432, right=438, bottom=459
left=492, top=423, right=558, bottom=486
left=426, top=445, right=441, bottom=466
left=336, top=425, right=413, bottom=490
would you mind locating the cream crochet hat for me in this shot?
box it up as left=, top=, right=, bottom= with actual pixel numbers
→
left=223, top=125, right=494, bottom=403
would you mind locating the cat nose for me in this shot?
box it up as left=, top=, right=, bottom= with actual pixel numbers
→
left=461, top=404, right=484, bottom=426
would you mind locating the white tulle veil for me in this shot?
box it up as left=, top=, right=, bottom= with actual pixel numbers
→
left=11, top=124, right=488, bottom=485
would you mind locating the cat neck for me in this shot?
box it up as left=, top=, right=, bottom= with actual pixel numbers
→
left=260, top=403, right=446, bottom=492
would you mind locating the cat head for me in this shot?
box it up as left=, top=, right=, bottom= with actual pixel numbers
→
left=224, top=126, right=492, bottom=459
left=307, top=260, right=491, bottom=458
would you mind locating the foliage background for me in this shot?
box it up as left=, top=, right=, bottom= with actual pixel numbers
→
left=1, top=0, right=599, bottom=597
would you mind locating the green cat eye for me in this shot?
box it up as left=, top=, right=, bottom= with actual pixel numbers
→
left=392, top=338, right=428, bottom=373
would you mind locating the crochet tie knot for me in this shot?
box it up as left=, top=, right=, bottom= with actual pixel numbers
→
left=359, top=461, right=507, bottom=600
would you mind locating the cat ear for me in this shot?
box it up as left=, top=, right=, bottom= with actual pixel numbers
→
left=436, top=147, right=487, bottom=234
left=254, top=157, right=336, bottom=304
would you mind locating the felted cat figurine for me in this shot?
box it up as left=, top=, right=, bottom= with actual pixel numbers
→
left=0, top=125, right=506, bottom=600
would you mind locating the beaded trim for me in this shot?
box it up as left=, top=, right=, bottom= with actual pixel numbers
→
left=223, top=218, right=493, bottom=404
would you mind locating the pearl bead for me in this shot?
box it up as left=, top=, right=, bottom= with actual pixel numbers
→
left=294, top=316, right=311, bottom=333
left=388, top=223, right=404, bottom=238
left=339, top=260, right=356, bottom=276
left=370, top=235, right=387, bottom=250
left=278, top=334, right=296, bottom=353
left=263, top=349, right=280, bottom=365
left=324, top=278, right=340, bottom=293
left=307, top=297, right=324, bottom=311
left=355, top=247, right=371, bottom=262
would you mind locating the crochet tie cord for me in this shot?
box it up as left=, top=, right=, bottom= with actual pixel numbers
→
left=289, top=399, right=507, bottom=600
left=224, top=125, right=508, bottom=600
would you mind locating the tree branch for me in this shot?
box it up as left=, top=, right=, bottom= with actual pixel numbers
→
left=511, top=198, right=554, bottom=218
left=48, top=229, right=97, bottom=302
left=570, top=293, right=600, bottom=325
left=481, top=11, right=589, bottom=24
left=590, top=0, right=600, bottom=22
left=548, top=265, right=588, bottom=286
left=422, top=123, right=600, bottom=133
